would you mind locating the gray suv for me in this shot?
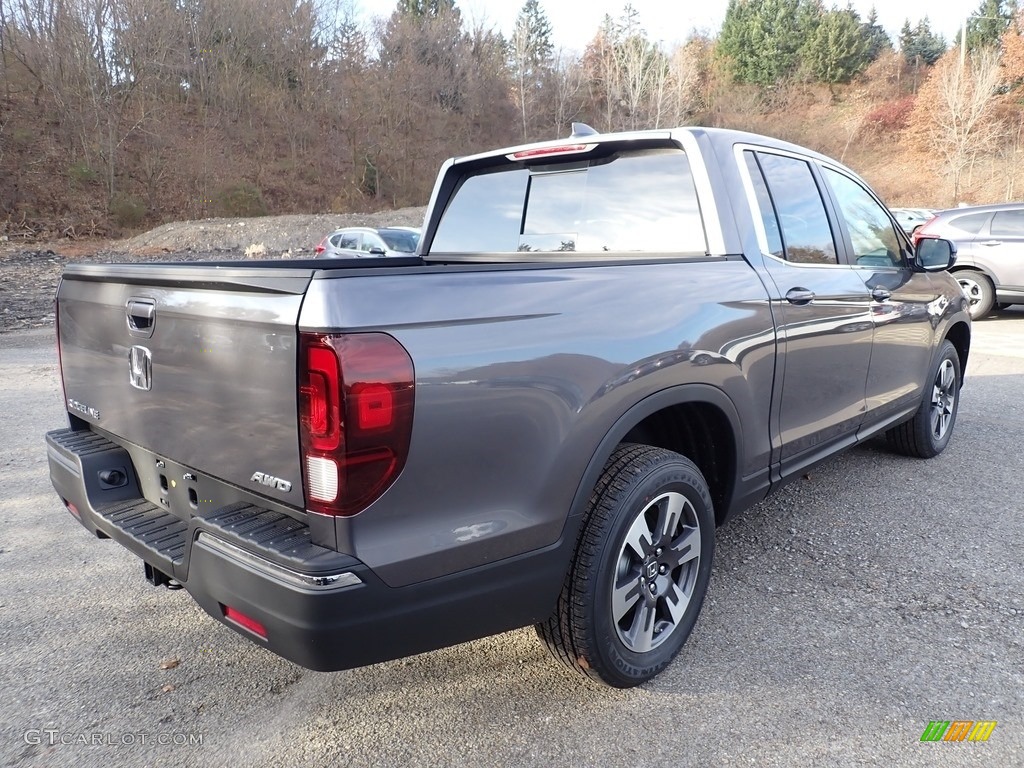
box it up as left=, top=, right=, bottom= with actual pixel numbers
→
left=915, top=203, right=1024, bottom=319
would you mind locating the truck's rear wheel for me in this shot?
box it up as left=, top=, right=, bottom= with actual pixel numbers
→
left=536, top=443, right=715, bottom=688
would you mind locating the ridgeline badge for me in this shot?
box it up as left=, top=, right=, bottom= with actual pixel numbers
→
left=67, top=398, right=101, bottom=421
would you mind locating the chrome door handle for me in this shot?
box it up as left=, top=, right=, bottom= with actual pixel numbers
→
left=871, top=288, right=891, bottom=302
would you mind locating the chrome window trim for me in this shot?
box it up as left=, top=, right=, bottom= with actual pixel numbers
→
left=674, top=129, right=725, bottom=257
left=732, top=142, right=852, bottom=270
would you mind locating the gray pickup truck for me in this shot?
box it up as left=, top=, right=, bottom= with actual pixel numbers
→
left=46, top=126, right=970, bottom=688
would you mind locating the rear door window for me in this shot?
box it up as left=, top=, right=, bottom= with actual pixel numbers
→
left=990, top=210, right=1024, bottom=236
left=754, top=152, right=838, bottom=265
left=743, top=152, right=784, bottom=258
left=431, top=148, right=707, bottom=256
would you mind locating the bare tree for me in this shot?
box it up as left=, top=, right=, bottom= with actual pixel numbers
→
left=582, top=16, right=621, bottom=132
left=615, top=31, right=663, bottom=130
left=549, top=47, right=585, bottom=135
left=911, top=48, right=1005, bottom=202
left=509, top=0, right=553, bottom=141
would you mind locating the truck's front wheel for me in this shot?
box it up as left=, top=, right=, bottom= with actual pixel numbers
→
left=887, top=339, right=961, bottom=458
left=536, top=444, right=715, bottom=688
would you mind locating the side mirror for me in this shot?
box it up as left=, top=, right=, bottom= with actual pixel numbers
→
left=368, top=247, right=387, bottom=256
left=915, top=237, right=956, bottom=272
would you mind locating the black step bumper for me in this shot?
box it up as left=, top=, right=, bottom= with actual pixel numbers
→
left=45, top=428, right=565, bottom=672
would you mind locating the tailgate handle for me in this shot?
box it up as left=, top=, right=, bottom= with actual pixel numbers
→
left=126, top=299, right=156, bottom=337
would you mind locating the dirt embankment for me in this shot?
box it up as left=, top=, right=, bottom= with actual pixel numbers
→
left=0, top=207, right=427, bottom=333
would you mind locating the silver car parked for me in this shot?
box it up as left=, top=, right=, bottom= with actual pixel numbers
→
left=314, top=226, right=421, bottom=258
left=889, top=207, right=936, bottom=236
left=914, top=202, right=1024, bottom=319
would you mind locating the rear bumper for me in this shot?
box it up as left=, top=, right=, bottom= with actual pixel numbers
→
left=46, top=428, right=566, bottom=671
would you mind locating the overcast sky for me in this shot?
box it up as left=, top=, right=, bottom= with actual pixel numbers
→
left=357, top=0, right=977, bottom=51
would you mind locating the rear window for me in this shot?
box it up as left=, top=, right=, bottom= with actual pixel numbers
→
left=949, top=212, right=990, bottom=235
left=431, top=148, right=707, bottom=256
left=379, top=230, right=420, bottom=252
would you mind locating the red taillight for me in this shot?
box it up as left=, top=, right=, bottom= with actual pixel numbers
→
left=352, top=382, right=394, bottom=430
left=912, top=216, right=938, bottom=246
left=299, top=333, right=414, bottom=516
left=222, top=605, right=267, bottom=639
left=315, top=239, right=327, bottom=255
left=507, top=144, right=595, bottom=160
left=301, top=345, right=341, bottom=450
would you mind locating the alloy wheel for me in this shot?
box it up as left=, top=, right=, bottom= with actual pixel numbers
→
left=612, top=491, right=702, bottom=653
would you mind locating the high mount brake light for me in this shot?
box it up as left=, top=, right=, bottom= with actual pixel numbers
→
left=507, top=144, right=596, bottom=160
left=299, top=333, right=415, bottom=517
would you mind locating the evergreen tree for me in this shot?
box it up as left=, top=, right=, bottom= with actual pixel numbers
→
left=396, top=0, right=457, bottom=18
left=860, top=7, right=893, bottom=62
left=805, top=8, right=870, bottom=84
left=513, top=0, right=554, bottom=71
left=899, top=19, right=914, bottom=55
left=796, top=0, right=825, bottom=41
left=901, top=17, right=946, bottom=66
left=964, top=0, right=1015, bottom=51
left=718, top=0, right=806, bottom=86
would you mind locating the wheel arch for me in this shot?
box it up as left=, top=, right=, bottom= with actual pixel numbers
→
left=949, top=263, right=996, bottom=285
left=944, top=320, right=971, bottom=383
left=568, top=385, right=743, bottom=528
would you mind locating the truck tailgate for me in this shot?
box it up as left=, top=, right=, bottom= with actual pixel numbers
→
left=56, top=263, right=314, bottom=507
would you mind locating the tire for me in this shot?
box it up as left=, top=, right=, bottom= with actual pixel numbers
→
left=886, top=340, right=961, bottom=458
left=955, top=270, right=995, bottom=320
left=536, top=444, right=715, bottom=688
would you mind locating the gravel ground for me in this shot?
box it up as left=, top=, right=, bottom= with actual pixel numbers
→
left=0, top=207, right=426, bottom=334
left=0, top=292, right=1022, bottom=766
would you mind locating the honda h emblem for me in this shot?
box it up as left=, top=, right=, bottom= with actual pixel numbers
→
left=128, top=345, right=153, bottom=391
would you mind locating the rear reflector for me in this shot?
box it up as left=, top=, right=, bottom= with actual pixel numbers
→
left=222, top=605, right=268, bottom=639
left=64, top=499, right=80, bottom=518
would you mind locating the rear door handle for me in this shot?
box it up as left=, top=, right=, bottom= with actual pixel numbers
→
left=980, top=240, right=1002, bottom=246
left=785, top=288, right=815, bottom=305
left=871, top=288, right=891, bottom=302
